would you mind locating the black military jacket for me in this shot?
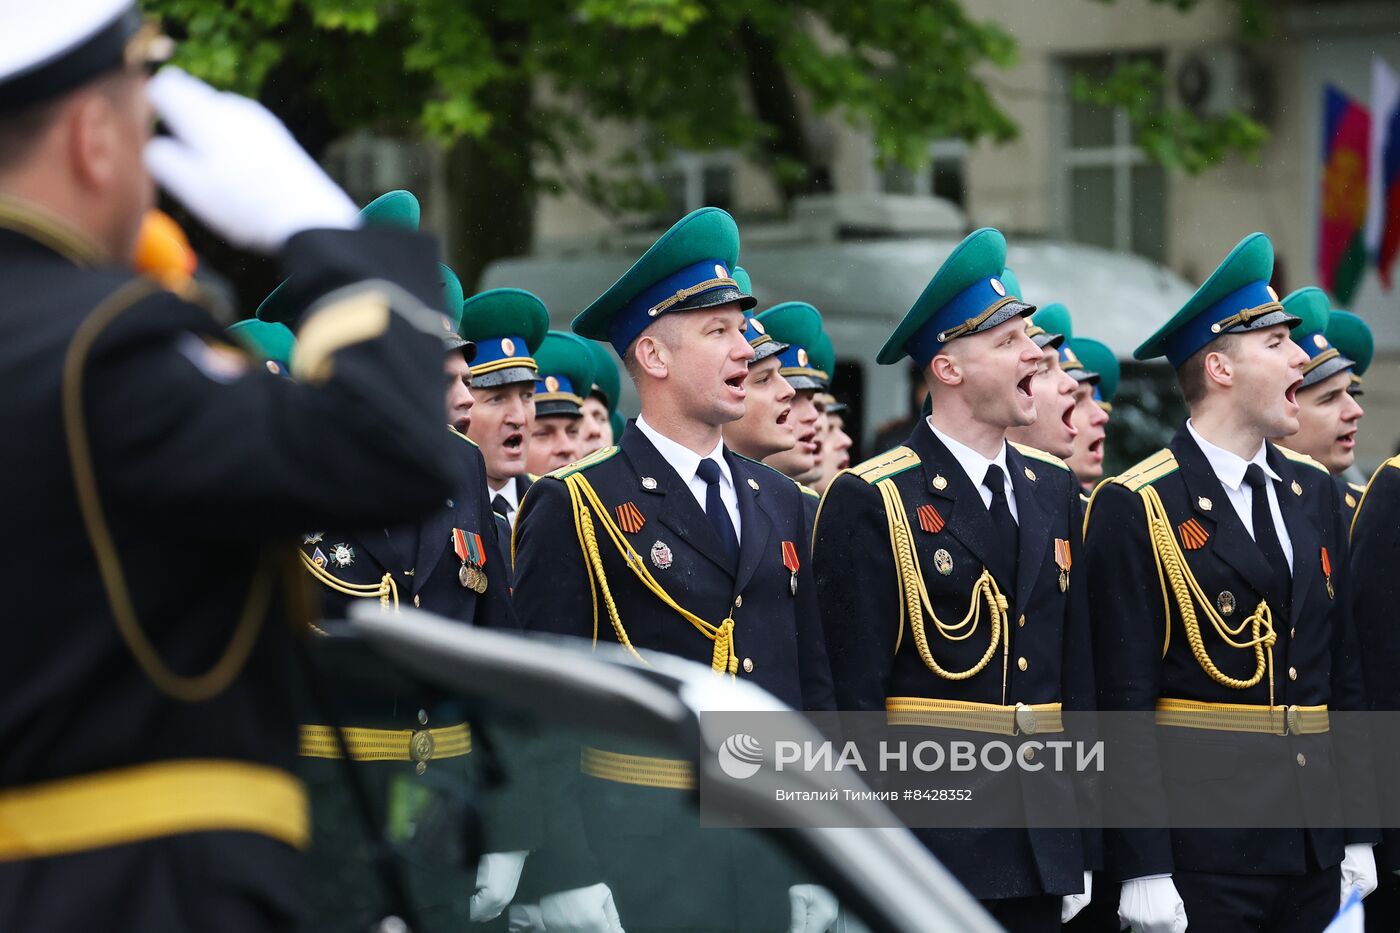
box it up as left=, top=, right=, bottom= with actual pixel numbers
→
left=1349, top=457, right=1400, bottom=870
left=1084, top=426, right=1376, bottom=881
left=514, top=423, right=834, bottom=711
left=814, top=419, right=1095, bottom=899
left=0, top=203, right=452, bottom=927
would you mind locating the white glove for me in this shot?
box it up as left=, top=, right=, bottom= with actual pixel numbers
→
left=788, top=883, right=838, bottom=933
left=538, top=883, right=625, bottom=933
left=1118, top=876, right=1187, bottom=933
left=507, top=903, right=546, bottom=933
left=470, top=850, right=529, bottom=922
left=1061, top=870, right=1092, bottom=923
left=143, top=68, right=359, bottom=253
left=1341, top=842, right=1378, bottom=904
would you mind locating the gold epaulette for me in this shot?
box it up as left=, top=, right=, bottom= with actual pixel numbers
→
left=448, top=426, right=479, bottom=447
left=1351, top=456, right=1400, bottom=537
left=1274, top=444, right=1328, bottom=474
left=1110, top=448, right=1178, bottom=492
left=798, top=484, right=820, bottom=500
left=850, top=446, right=921, bottom=484
left=1010, top=442, right=1070, bottom=471
left=549, top=445, right=619, bottom=479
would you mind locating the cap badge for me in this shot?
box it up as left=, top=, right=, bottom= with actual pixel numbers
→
left=990, top=277, right=1006, bottom=297
left=545, top=375, right=560, bottom=392
left=500, top=337, right=516, bottom=356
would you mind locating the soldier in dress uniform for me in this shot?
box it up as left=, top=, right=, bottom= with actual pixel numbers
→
left=512, top=207, right=836, bottom=933
left=1270, top=288, right=1366, bottom=525
left=721, top=288, right=797, bottom=472
left=1082, top=232, right=1378, bottom=933
left=0, top=8, right=460, bottom=929
left=813, top=227, right=1097, bottom=932
left=808, top=331, right=851, bottom=491
left=1006, top=302, right=1084, bottom=463
left=460, top=288, right=548, bottom=532
left=525, top=330, right=596, bottom=476
left=580, top=339, right=622, bottom=457
left=1326, top=310, right=1373, bottom=403
left=1065, top=338, right=1117, bottom=493
left=756, top=301, right=829, bottom=487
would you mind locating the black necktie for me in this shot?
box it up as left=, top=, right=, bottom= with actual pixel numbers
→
left=983, top=464, right=1019, bottom=586
left=492, top=494, right=513, bottom=520
left=1244, top=464, right=1291, bottom=604
left=696, top=458, right=740, bottom=570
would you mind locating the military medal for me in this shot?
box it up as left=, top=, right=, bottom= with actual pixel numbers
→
left=650, top=540, right=673, bottom=570
left=1178, top=518, right=1209, bottom=550
left=934, top=548, right=953, bottom=576
left=1217, top=591, right=1236, bottom=616
left=312, top=546, right=328, bottom=568
left=615, top=501, right=646, bottom=534
left=781, top=540, right=800, bottom=596
left=1054, top=538, right=1071, bottom=592
left=303, top=532, right=324, bottom=545
left=1291, top=480, right=1303, bottom=497
left=917, top=504, right=945, bottom=534
left=932, top=474, right=948, bottom=491
left=453, top=529, right=488, bottom=594
left=330, top=543, right=354, bottom=568
left=1321, top=547, right=1334, bottom=600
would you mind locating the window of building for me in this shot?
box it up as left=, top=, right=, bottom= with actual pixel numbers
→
left=1059, top=53, right=1167, bottom=261
left=655, top=152, right=735, bottom=216
left=879, top=140, right=967, bottom=208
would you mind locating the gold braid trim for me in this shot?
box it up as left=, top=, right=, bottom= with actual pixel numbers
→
left=563, top=473, right=738, bottom=676
left=877, top=478, right=1010, bottom=686
left=1137, top=484, right=1276, bottom=701
left=297, top=551, right=398, bottom=612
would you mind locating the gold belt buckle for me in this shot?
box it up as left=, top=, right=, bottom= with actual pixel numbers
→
left=1014, top=703, right=1038, bottom=736
left=411, top=729, right=436, bottom=774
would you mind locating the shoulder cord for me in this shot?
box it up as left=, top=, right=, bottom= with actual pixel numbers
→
left=297, top=550, right=398, bottom=612
left=877, top=478, right=1009, bottom=685
left=62, top=278, right=274, bottom=702
left=1138, top=484, right=1276, bottom=702
left=563, top=472, right=738, bottom=676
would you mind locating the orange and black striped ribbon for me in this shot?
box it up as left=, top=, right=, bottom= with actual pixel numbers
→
left=916, top=504, right=945, bottom=534
left=615, top=502, right=645, bottom=534
left=1178, top=519, right=1209, bottom=550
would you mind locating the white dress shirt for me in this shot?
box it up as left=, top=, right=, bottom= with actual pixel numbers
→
left=636, top=414, right=742, bottom=541
left=927, top=418, right=1019, bottom=523
left=487, top=475, right=522, bottom=530
left=1186, top=420, right=1293, bottom=570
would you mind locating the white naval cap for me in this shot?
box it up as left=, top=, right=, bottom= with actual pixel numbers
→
left=0, top=0, right=167, bottom=113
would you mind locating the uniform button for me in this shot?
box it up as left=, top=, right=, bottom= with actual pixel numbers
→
left=1017, top=615, right=1026, bottom=628
left=446, top=499, right=454, bottom=508
left=1017, top=657, right=1028, bottom=672
left=1297, top=753, right=1307, bottom=767
left=743, top=658, right=754, bottom=673
left=734, top=595, right=743, bottom=608
left=1288, top=667, right=1297, bottom=681
left=413, top=594, right=421, bottom=607
left=1022, top=746, right=1036, bottom=762
left=418, top=709, right=429, bottom=725
left=1290, top=628, right=1297, bottom=639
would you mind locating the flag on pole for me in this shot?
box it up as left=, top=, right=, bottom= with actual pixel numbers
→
left=1318, top=85, right=1370, bottom=303
left=1364, top=56, right=1400, bottom=289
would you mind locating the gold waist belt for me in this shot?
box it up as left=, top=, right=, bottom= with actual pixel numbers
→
left=886, top=697, right=1064, bottom=736
left=298, top=723, right=471, bottom=770
left=0, top=759, right=308, bottom=861
left=1155, top=698, right=1329, bottom=735
left=580, top=747, right=694, bottom=790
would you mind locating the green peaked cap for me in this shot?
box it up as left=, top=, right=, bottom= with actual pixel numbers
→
left=534, top=331, right=596, bottom=418
left=1283, top=286, right=1353, bottom=388
left=572, top=207, right=755, bottom=353
left=810, top=330, right=836, bottom=384
left=877, top=227, right=1034, bottom=366
left=731, top=265, right=753, bottom=296
left=1326, top=310, right=1373, bottom=376
left=1068, top=337, right=1119, bottom=404
left=460, top=288, right=549, bottom=387
left=256, top=190, right=423, bottom=324
left=584, top=339, right=622, bottom=410
left=1028, top=301, right=1070, bottom=350
left=757, top=301, right=828, bottom=390
left=228, top=319, right=295, bottom=375
left=610, top=410, right=626, bottom=441
left=1135, top=232, right=1297, bottom=365
left=999, top=267, right=1024, bottom=301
